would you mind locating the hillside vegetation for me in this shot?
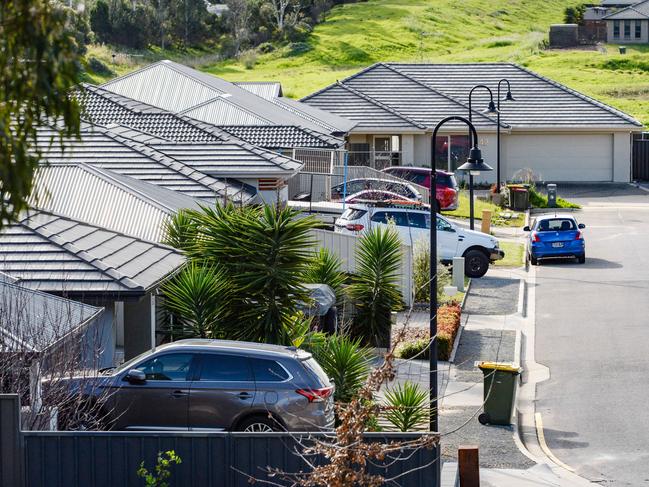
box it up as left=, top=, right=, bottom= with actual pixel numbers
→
left=89, top=0, right=649, bottom=125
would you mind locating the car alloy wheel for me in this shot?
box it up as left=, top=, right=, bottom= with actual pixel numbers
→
left=243, top=422, right=274, bottom=433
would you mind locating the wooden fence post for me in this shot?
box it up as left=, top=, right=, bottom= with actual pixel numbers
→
left=458, top=445, right=479, bottom=487
left=0, top=394, right=23, bottom=487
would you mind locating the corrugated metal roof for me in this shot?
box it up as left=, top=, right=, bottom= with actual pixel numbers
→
left=0, top=281, right=103, bottom=353
left=218, top=125, right=344, bottom=149
left=304, top=62, right=641, bottom=130
left=31, top=164, right=205, bottom=243
left=0, top=209, right=185, bottom=295
left=180, top=97, right=272, bottom=125
left=36, top=124, right=256, bottom=203
left=234, top=81, right=283, bottom=99
left=100, top=60, right=355, bottom=134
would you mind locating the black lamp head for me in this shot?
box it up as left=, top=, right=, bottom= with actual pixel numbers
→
left=505, top=91, right=515, bottom=102
left=457, top=147, right=494, bottom=173
left=485, top=100, right=498, bottom=114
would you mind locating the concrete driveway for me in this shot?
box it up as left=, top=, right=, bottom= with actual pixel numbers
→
left=534, top=184, right=649, bottom=485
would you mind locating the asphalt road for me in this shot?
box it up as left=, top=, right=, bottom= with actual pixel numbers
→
left=534, top=185, right=649, bottom=486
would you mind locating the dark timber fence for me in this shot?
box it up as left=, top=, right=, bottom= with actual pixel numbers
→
left=633, top=135, right=649, bottom=181
left=0, top=395, right=439, bottom=487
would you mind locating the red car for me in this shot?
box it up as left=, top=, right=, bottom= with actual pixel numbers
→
left=382, top=167, right=459, bottom=212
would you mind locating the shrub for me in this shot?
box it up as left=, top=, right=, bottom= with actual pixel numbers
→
left=239, top=49, right=257, bottom=69
left=87, top=56, right=114, bottom=77
left=310, top=334, right=373, bottom=403
left=257, top=42, right=275, bottom=54
left=137, top=450, right=182, bottom=487
left=346, top=227, right=403, bottom=347
left=393, top=303, right=462, bottom=361
left=412, top=238, right=451, bottom=303
left=527, top=185, right=581, bottom=209
left=304, top=248, right=346, bottom=302
left=384, top=381, right=429, bottom=432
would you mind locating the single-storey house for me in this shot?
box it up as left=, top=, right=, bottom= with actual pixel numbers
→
left=0, top=207, right=185, bottom=363
left=302, top=62, right=643, bottom=183
left=603, top=0, right=649, bottom=43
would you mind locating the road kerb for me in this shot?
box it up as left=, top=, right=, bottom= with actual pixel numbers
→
left=535, top=412, right=576, bottom=473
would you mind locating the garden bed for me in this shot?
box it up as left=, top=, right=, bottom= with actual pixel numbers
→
left=392, top=303, right=462, bottom=361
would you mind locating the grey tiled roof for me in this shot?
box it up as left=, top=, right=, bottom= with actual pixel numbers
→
left=31, top=164, right=205, bottom=243
left=77, top=84, right=230, bottom=142
left=36, top=124, right=256, bottom=203
left=150, top=142, right=302, bottom=177
left=303, top=62, right=641, bottom=130
left=218, top=125, right=344, bottom=149
left=100, top=60, right=354, bottom=134
left=234, top=81, right=283, bottom=99
left=603, top=0, right=649, bottom=19
left=0, top=209, right=185, bottom=295
left=0, top=281, right=103, bottom=353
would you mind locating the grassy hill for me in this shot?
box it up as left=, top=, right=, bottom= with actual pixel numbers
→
left=88, top=0, right=649, bottom=125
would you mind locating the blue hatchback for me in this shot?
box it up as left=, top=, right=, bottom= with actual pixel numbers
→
left=524, top=214, right=586, bottom=265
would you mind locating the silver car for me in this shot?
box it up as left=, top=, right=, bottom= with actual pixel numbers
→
left=60, top=340, right=335, bottom=432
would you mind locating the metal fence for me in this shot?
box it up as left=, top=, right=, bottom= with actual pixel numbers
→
left=347, top=151, right=403, bottom=170
left=0, top=395, right=439, bottom=487
left=633, top=136, right=649, bottom=181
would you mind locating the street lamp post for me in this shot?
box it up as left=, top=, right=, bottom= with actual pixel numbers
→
left=496, top=79, right=515, bottom=192
left=430, top=117, right=491, bottom=483
left=467, top=85, right=497, bottom=230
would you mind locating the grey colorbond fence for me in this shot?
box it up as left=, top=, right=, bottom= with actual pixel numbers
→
left=1, top=395, right=439, bottom=487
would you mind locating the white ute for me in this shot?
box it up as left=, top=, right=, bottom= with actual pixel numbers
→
left=334, top=202, right=505, bottom=278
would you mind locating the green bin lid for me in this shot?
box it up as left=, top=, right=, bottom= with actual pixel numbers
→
left=477, top=361, right=522, bottom=373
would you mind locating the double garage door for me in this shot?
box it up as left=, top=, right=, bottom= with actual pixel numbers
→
left=505, top=134, right=613, bottom=182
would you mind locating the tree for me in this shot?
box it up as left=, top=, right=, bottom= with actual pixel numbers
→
left=225, top=0, right=252, bottom=54
left=0, top=0, right=82, bottom=228
left=90, top=0, right=112, bottom=43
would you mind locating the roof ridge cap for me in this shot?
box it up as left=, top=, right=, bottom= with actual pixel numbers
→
left=512, top=64, right=642, bottom=126
left=300, top=62, right=384, bottom=102
left=179, top=95, right=274, bottom=125
left=268, top=97, right=336, bottom=132
left=336, top=82, right=428, bottom=130
left=382, top=63, right=507, bottom=127
left=21, top=210, right=143, bottom=290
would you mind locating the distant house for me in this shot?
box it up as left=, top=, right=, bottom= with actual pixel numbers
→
left=603, top=0, right=649, bottom=43
left=302, top=62, right=642, bottom=183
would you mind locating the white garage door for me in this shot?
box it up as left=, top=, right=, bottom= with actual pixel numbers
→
left=505, top=134, right=613, bottom=182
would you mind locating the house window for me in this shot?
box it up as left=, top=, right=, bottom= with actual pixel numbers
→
left=434, top=135, right=471, bottom=172
left=624, top=20, right=631, bottom=38
left=636, top=21, right=642, bottom=39
left=613, top=20, right=620, bottom=38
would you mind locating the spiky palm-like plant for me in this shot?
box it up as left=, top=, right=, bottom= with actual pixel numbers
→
left=346, top=227, right=403, bottom=347
left=304, top=247, right=347, bottom=302
left=311, top=334, right=373, bottom=404
left=161, top=262, right=230, bottom=339
left=189, top=203, right=318, bottom=344
left=384, top=381, right=429, bottom=432
left=162, top=209, right=199, bottom=252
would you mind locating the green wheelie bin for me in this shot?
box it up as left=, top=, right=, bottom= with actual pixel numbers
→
left=477, top=361, right=522, bottom=426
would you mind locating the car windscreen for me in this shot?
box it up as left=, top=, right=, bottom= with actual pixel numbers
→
left=536, top=218, right=576, bottom=231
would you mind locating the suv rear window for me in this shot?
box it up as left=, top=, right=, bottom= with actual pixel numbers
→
left=252, top=358, right=290, bottom=382
left=341, top=208, right=367, bottom=221
left=301, top=357, right=330, bottom=387
left=436, top=173, right=457, bottom=188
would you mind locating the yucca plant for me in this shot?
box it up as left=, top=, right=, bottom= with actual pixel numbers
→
left=413, top=237, right=451, bottom=303
left=311, top=334, right=373, bottom=403
left=188, top=203, right=319, bottom=344
left=346, top=226, right=403, bottom=347
left=384, top=381, right=429, bottom=432
left=162, top=209, right=199, bottom=251
left=161, top=263, right=230, bottom=339
left=304, top=248, right=346, bottom=302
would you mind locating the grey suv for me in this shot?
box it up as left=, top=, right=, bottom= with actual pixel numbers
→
left=59, top=340, right=335, bottom=432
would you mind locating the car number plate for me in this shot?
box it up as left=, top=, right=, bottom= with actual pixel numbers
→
left=552, top=242, right=564, bottom=248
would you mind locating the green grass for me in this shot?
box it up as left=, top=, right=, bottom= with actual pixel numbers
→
left=444, top=192, right=525, bottom=227
left=87, top=0, right=649, bottom=125
left=494, top=241, right=525, bottom=267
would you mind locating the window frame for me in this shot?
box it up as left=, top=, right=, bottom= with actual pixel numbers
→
left=635, top=21, right=642, bottom=39
left=624, top=20, right=631, bottom=38
left=194, top=353, right=254, bottom=383
left=614, top=20, right=620, bottom=38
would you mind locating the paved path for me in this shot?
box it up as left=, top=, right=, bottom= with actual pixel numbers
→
left=534, top=185, right=649, bottom=486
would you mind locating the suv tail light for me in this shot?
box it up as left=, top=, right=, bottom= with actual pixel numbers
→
left=575, top=231, right=583, bottom=240
left=296, top=387, right=333, bottom=403
left=346, top=223, right=364, bottom=232
left=532, top=232, right=540, bottom=242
